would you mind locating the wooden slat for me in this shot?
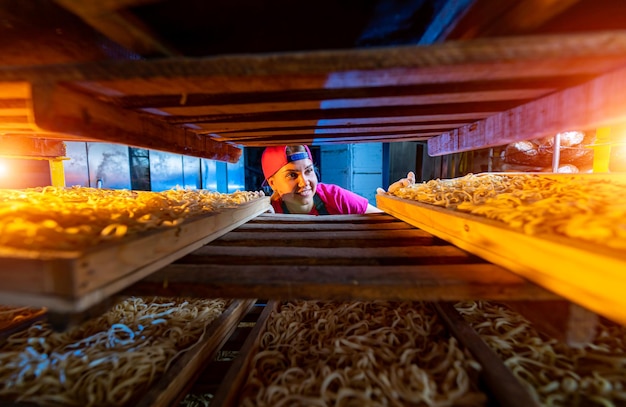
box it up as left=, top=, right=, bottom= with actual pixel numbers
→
left=210, top=229, right=441, bottom=247
left=106, top=77, right=586, bottom=109
left=211, top=301, right=276, bottom=407
left=443, top=0, right=583, bottom=40
left=252, top=213, right=399, bottom=223
left=235, top=220, right=415, bottom=231
left=176, top=245, right=480, bottom=266
left=4, top=32, right=626, bottom=83
left=125, top=263, right=557, bottom=302
left=504, top=300, right=599, bottom=347
left=135, top=299, right=256, bottom=407
left=428, top=63, right=626, bottom=155
left=53, top=0, right=178, bottom=57
left=434, top=302, right=541, bottom=407
left=0, top=308, right=47, bottom=341
left=376, top=193, right=626, bottom=326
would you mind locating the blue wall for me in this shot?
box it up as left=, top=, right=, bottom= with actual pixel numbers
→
left=320, top=143, right=383, bottom=205
left=64, top=142, right=245, bottom=193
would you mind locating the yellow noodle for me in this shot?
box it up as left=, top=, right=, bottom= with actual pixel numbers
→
left=0, top=187, right=265, bottom=251
left=390, top=174, right=626, bottom=250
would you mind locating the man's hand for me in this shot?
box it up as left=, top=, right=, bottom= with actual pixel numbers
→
left=377, top=171, right=416, bottom=195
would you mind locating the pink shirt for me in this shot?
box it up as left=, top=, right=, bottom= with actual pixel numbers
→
left=271, top=183, right=369, bottom=215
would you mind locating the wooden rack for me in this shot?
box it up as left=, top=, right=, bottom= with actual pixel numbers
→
left=0, top=209, right=612, bottom=405
left=123, top=211, right=597, bottom=346
left=208, top=300, right=542, bottom=407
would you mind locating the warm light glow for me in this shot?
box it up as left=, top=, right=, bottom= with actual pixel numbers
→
left=0, top=159, right=7, bottom=178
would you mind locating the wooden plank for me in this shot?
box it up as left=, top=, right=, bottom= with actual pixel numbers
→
left=178, top=245, right=479, bottom=266
left=5, top=32, right=626, bottom=83
left=0, top=197, right=270, bottom=312
left=252, top=213, right=398, bottom=223
left=484, top=0, right=582, bottom=35
left=0, top=308, right=47, bottom=341
left=214, top=123, right=470, bottom=140
left=107, top=77, right=586, bottom=109
left=211, top=302, right=276, bottom=407
left=29, top=84, right=242, bottom=163
left=125, top=263, right=557, bottom=302
left=428, top=64, right=626, bottom=155
left=53, top=0, right=179, bottom=57
left=235, top=221, right=414, bottom=231
left=136, top=299, right=256, bottom=407
left=504, top=300, right=599, bottom=347
left=192, top=114, right=495, bottom=133
left=376, top=194, right=626, bottom=326
left=418, top=0, right=477, bottom=44
left=161, top=100, right=530, bottom=125
left=210, top=229, right=440, bottom=247
left=434, top=302, right=541, bottom=407
left=161, top=89, right=546, bottom=116
left=0, top=136, right=66, bottom=157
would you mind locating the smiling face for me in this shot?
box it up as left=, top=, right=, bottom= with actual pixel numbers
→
left=268, top=158, right=318, bottom=213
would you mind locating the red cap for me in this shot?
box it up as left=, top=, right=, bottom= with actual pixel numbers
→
left=261, top=145, right=313, bottom=180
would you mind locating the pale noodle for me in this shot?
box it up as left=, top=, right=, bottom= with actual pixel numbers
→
left=239, top=300, right=486, bottom=406
left=455, top=300, right=626, bottom=406
left=0, top=296, right=227, bottom=406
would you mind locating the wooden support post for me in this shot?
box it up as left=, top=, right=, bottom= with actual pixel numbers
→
left=49, top=157, right=66, bottom=187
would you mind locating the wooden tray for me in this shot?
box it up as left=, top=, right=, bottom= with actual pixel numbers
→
left=376, top=192, right=626, bottom=326
left=0, top=299, right=255, bottom=407
left=209, top=300, right=540, bottom=407
left=0, top=197, right=270, bottom=312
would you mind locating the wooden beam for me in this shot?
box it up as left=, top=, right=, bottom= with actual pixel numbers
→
left=0, top=136, right=66, bottom=158
left=163, top=100, right=525, bottom=125
left=176, top=245, right=481, bottom=266
left=106, top=77, right=585, bottom=109
left=419, top=0, right=477, bottom=44
left=442, top=0, right=582, bottom=40
left=125, top=263, right=557, bottom=302
left=435, top=302, right=541, bottom=407
left=503, top=300, right=599, bottom=347
left=427, top=64, right=626, bottom=155
left=30, top=84, right=241, bottom=162
left=476, top=0, right=584, bottom=37
left=53, top=0, right=178, bottom=57
left=3, top=31, right=626, bottom=83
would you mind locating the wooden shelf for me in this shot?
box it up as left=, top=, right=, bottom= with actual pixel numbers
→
left=376, top=191, right=626, bottom=326
left=0, top=197, right=270, bottom=313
